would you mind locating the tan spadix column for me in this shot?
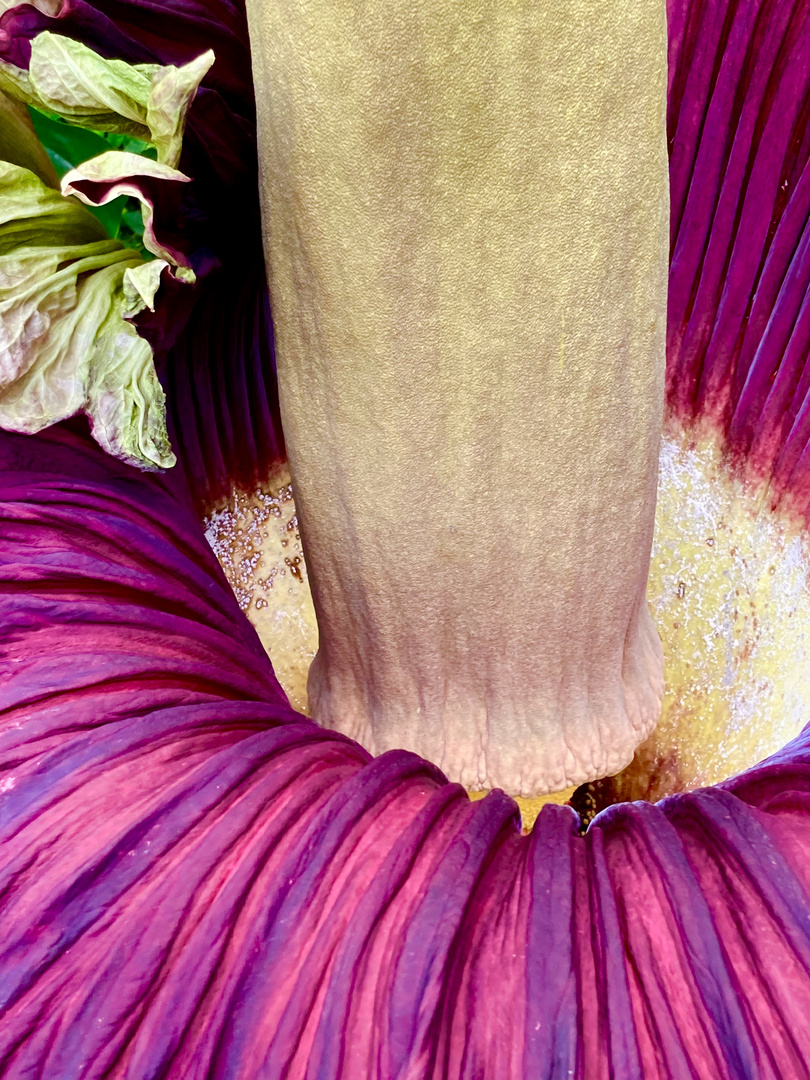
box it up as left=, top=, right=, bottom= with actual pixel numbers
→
left=245, top=0, right=669, bottom=796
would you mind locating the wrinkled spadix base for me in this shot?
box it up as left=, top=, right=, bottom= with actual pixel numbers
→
left=308, top=603, right=664, bottom=797
left=246, top=0, right=669, bottom=796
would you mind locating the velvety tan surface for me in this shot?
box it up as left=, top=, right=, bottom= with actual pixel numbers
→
left=245, top=0, right=669, bottom=796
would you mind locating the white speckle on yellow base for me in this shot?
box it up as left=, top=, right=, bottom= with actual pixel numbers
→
left=204, top=468, right=318, bottom=714
left=628, top=424, right=810, bottom=801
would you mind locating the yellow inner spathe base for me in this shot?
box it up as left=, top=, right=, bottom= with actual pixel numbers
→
left=620, top=427, right=810, bottom=804
left=205, top=423, right=810, bottom=827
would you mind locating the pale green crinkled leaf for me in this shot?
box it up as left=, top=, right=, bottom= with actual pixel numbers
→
left=0, top=32, right=213, bottom=167
left=122, top=259, right=169, bottom=317
left=0, top=160, right=176, bottom=470
left=61, top=150, right=195, bottom=275
left=0, top=150, right=107, bottom=255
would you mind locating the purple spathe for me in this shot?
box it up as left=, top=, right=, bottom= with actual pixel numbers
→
left=2, top=0, right=810, bottom=1075
left=2, top=421, right=810, bottom=1076
left=667, top=0, right=810, bottom=524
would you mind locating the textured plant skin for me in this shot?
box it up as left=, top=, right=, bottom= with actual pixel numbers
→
left=2, top=0, right=810, bottom=1076
left=246, top=0, right=669, bottom=797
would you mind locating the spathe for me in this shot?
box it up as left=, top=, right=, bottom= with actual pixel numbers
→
left=2, top=0, right=810, bottom=1076
left=2, top=419, right=810, bottom=1075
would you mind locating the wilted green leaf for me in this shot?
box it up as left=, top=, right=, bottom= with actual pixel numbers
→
left=0, top=160, right=176, bottom=469
left=0, top=32, right=213, bottom=167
